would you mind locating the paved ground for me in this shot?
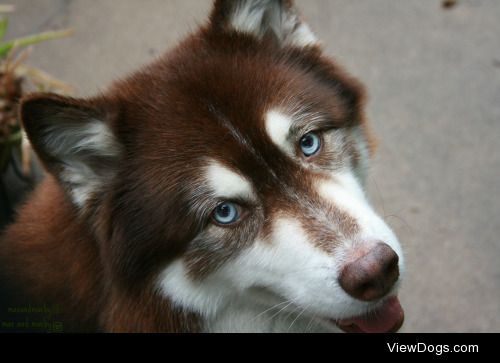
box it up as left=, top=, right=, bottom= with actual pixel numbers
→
left=6, top=0, right=500, bottom=332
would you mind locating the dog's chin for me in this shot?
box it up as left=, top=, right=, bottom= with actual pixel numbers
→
left=250, top=288, right=404, bottom=333
left=327, top=296, right=405, bottom=333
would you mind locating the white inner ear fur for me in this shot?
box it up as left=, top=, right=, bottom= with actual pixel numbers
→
left=44, top=121, right=118, bottom=158
left=206, top=160, right=256, bottom=201
left=228, top=0, right=318, bottom=48
left=265, top=110, right=294, bottom=155
left=44, top=120, right=120, bottom=207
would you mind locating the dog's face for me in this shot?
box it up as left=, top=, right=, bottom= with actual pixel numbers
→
left=21, top=0, right=404, bottom=332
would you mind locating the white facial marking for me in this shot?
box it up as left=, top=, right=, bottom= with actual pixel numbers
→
left=317, top=171, right=404, bottom=267
left=265, top=110, right=294, bottom=155
left=157, top=157, right=403, bottom=332
left=156, top=257, right=335, bottom=333
left=156, top=215, right=382, bottom=332
left=221, top=217, right=369, bottom=320
left=157, top=260, right=231, bottom=319
left=206, top=160, right=255, bottom=201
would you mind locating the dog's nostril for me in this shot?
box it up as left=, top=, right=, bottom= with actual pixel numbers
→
left=385, top=257, right=399, bottom=275
left=357, top=282, right=376, bottom=297
left=339, top=243, right=400, bottom=302
left=360, top=282, right=372, bottom=291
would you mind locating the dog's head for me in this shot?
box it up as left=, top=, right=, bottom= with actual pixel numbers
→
left=21, top=0, right=404, bottom=332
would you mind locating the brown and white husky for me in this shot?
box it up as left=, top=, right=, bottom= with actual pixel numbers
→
left=0, top=0, right=404, bottom=333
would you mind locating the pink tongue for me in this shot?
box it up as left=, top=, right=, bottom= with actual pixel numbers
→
left=342, top=297, right=404, bottom=333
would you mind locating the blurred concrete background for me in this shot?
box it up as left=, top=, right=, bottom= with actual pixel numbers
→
left=6, top=0, right=500, bottom=332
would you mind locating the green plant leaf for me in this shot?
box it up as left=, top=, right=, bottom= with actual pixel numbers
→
left=0, top=17, right=8, bottom=42
left=0, top=28, right=74, bottom=58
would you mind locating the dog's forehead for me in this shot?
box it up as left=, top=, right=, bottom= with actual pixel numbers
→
left=118, top=36, right=363, bottom=192
left=133, top=42, right=351, bottom=133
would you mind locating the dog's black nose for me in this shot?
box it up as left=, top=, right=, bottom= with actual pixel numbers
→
left=339, top=243, right=399, bottom=302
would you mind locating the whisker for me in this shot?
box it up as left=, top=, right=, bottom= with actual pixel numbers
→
left=287, top=306, right=309, bottom=333
left=305, top=313, right=318, bottom=332
left=251, top=300, right=293, bottom=322
left=284, top=305, right=301, bottom=322
left=384, top=214, right=413, bottom=233
left=266, top=301, right=295, bottom=323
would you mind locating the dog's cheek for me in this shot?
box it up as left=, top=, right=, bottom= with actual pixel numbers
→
left=220, top=218, right=339, bottom=303
left=154, top=224, right=263, bottom=318
left=183, top=218, right=262, bottom=281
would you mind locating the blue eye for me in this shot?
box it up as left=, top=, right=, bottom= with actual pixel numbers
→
left=212, top=203, right=240, bottom=226
left=300, top=132, right=322, bottom=157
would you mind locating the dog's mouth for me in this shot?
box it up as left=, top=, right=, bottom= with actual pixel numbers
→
left=334, top=296, right=404, bottom=333
left=252, top=288, right=404, bottom=333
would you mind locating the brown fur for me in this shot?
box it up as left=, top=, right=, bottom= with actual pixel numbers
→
left=0, top=177, right=104, bottom=332
left=0, top=1, right=373, bottom=332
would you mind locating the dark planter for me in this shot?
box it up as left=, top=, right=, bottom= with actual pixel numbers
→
left=0, top=144, right=43, bottom=231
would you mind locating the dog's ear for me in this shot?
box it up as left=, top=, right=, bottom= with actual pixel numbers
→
left=21, top=94, right=121, bottom=208
left=210, top=0, right=318, bottom=48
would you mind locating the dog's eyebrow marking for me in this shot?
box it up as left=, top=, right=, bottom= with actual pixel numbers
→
left=265, top=110, right=294, bottom=155
left=208, top=105, right=280, bottom=183
left=208, top=105, right=256, bottom=156
left=206, top=160, right=255, bottom=201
